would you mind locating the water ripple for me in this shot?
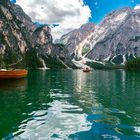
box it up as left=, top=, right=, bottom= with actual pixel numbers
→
left=0, top=70, right=140, bottom=140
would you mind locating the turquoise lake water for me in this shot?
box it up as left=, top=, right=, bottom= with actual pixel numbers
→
left=0, top=70, right=140, bottom=140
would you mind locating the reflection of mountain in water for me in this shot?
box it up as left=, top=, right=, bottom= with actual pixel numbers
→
left=69, top=70, right=140, bottom=140
left=1, top=70, right=140, bottom=139
left=71, top=70, right=98, bottom=113
left=14, top=70, right=92, bottom=139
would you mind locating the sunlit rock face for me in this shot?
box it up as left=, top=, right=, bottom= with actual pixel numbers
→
left=0, top=2, right=67, bottom=69
left=0, top=2, right=32, bottom=68
left=61, top=7, right=140, bottom=68
left=86, top=8, right=140, bottom=65
left=59, top=23, right=96, bottom=60
left=32, top=26, right=53, bottom=55
left=30, top=26, right=68, bottom=69
left=12, top=4, right=33, bottom=33
left=1, top=1, right=140, bottom=69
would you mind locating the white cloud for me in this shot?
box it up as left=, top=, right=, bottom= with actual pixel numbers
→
left=16, top=0, right=91, bottom=40
left=134, top=4, right=140, bottom=10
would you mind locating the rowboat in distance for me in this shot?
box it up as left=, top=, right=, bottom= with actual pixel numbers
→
left=83, top=67, right=91, bottom=73
left=0, top=69, right=28, bottom=79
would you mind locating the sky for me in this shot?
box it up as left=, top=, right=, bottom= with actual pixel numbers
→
left=85, top=0, right=140, bottom=23
left=10, top=0, right=140, bottom=40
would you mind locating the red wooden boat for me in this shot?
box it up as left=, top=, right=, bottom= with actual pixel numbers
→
left=83, top=68, right=91, bottom=72
left=0, top=69, right=28, bottom=79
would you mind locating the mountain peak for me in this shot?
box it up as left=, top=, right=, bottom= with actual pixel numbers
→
left=85, top=6, right=140, bottom=65
left=59, top=22, right=96, bottom=59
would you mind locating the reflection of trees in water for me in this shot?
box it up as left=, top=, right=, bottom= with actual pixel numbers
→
left=0, top=79, right=27, bottom=139
left=0, top=70, right=53, bottom=139
left=93, top=70, right=140, bottom=116
left=1, top=70, right=140, bottom=139
left=0, top=78, right=27, bottom=91
left=70, top=70, right=98, bottom=113
left=91, top=70, right=140, bottom=136
left=13, top=70, right=94, bottom=139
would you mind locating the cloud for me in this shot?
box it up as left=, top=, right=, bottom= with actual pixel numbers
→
left=16, top=0, right=91, bottom=40
left=134, top=4, right=140, bottom=10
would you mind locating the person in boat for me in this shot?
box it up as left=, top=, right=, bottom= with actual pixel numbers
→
left=83, top=67, right=90, bottom=72
left=85, top=67, right=90, bottom=70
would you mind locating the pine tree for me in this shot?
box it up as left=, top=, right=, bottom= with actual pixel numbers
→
left=0, top=0, right=9, bottom=6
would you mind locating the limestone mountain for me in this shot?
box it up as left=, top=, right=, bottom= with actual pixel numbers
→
left=1, top=1, right=140, bottom=69
left=60, top=7, right=140, bottom=68
left=59, top=23, right=96, bottom=60
left=0, top=1, right=67, bottom=69
left=0, top=1, right=32, bottom=68
left=86, top=7, right=140, bottom=65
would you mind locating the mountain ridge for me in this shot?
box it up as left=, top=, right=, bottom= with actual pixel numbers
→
left=60, top=7, right=140, bottom=68
left=0, top=1, right=68, bottom=69
left=1, top=1, right=140, bottom=69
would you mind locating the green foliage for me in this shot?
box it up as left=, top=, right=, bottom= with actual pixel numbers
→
left=42, top=54, right=67, bottom=69
left=0, top=0, right=9, bottom=6
left=3, top=47, right=18, bottom=64
left=0, top=34, right=6, bottom=44
left=25, top=48, right=42, bottom=68
left=82, top=47, right=90, bottom=55
left=0, top=54, right=5, bottom=68
left=126, top=57, right=140, bottom=70
left=87, top=62, right=125, bottom=70
left=112, top=55, right=123, bottom=65
left=54, top=43, right=65, bottom=49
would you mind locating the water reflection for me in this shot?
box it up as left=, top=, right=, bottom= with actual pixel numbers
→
left=0, top=78, right=27, bottom=91
left=72, top=70, right=96, bottom=113
left=0, top=70, right=140, bottom=139
left=69, top=70, right=140, bottom=140
left=0, top=79, right=28, bottom=139
left=15, top=100, right=91, bottom=139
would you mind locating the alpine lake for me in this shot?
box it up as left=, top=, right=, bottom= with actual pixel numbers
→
left=0, top=69, right=140, bottom=140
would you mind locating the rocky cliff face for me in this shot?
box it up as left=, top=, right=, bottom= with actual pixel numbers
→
left=0, top=1, right=67, bottom=69
left=63, top=7, right=140, bottom=68
left=32, top=26, right=53, bottom=54
left=59, top=23, right=96, bottom=60
left=86, top=8, right=140, bottom=65
left=1, top=1, right=140, bottom=69
left=30, top=25, right=68, bottom=69
left=0, top=2, right=32, bottom=68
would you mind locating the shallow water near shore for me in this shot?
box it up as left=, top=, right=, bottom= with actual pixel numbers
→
left=0, top=70, right=140, bottom=140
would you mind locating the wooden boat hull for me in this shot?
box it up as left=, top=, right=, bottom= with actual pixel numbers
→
left=83, top=69, right=90, bottom=72
left=0, top=69, right=28, bottom=79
